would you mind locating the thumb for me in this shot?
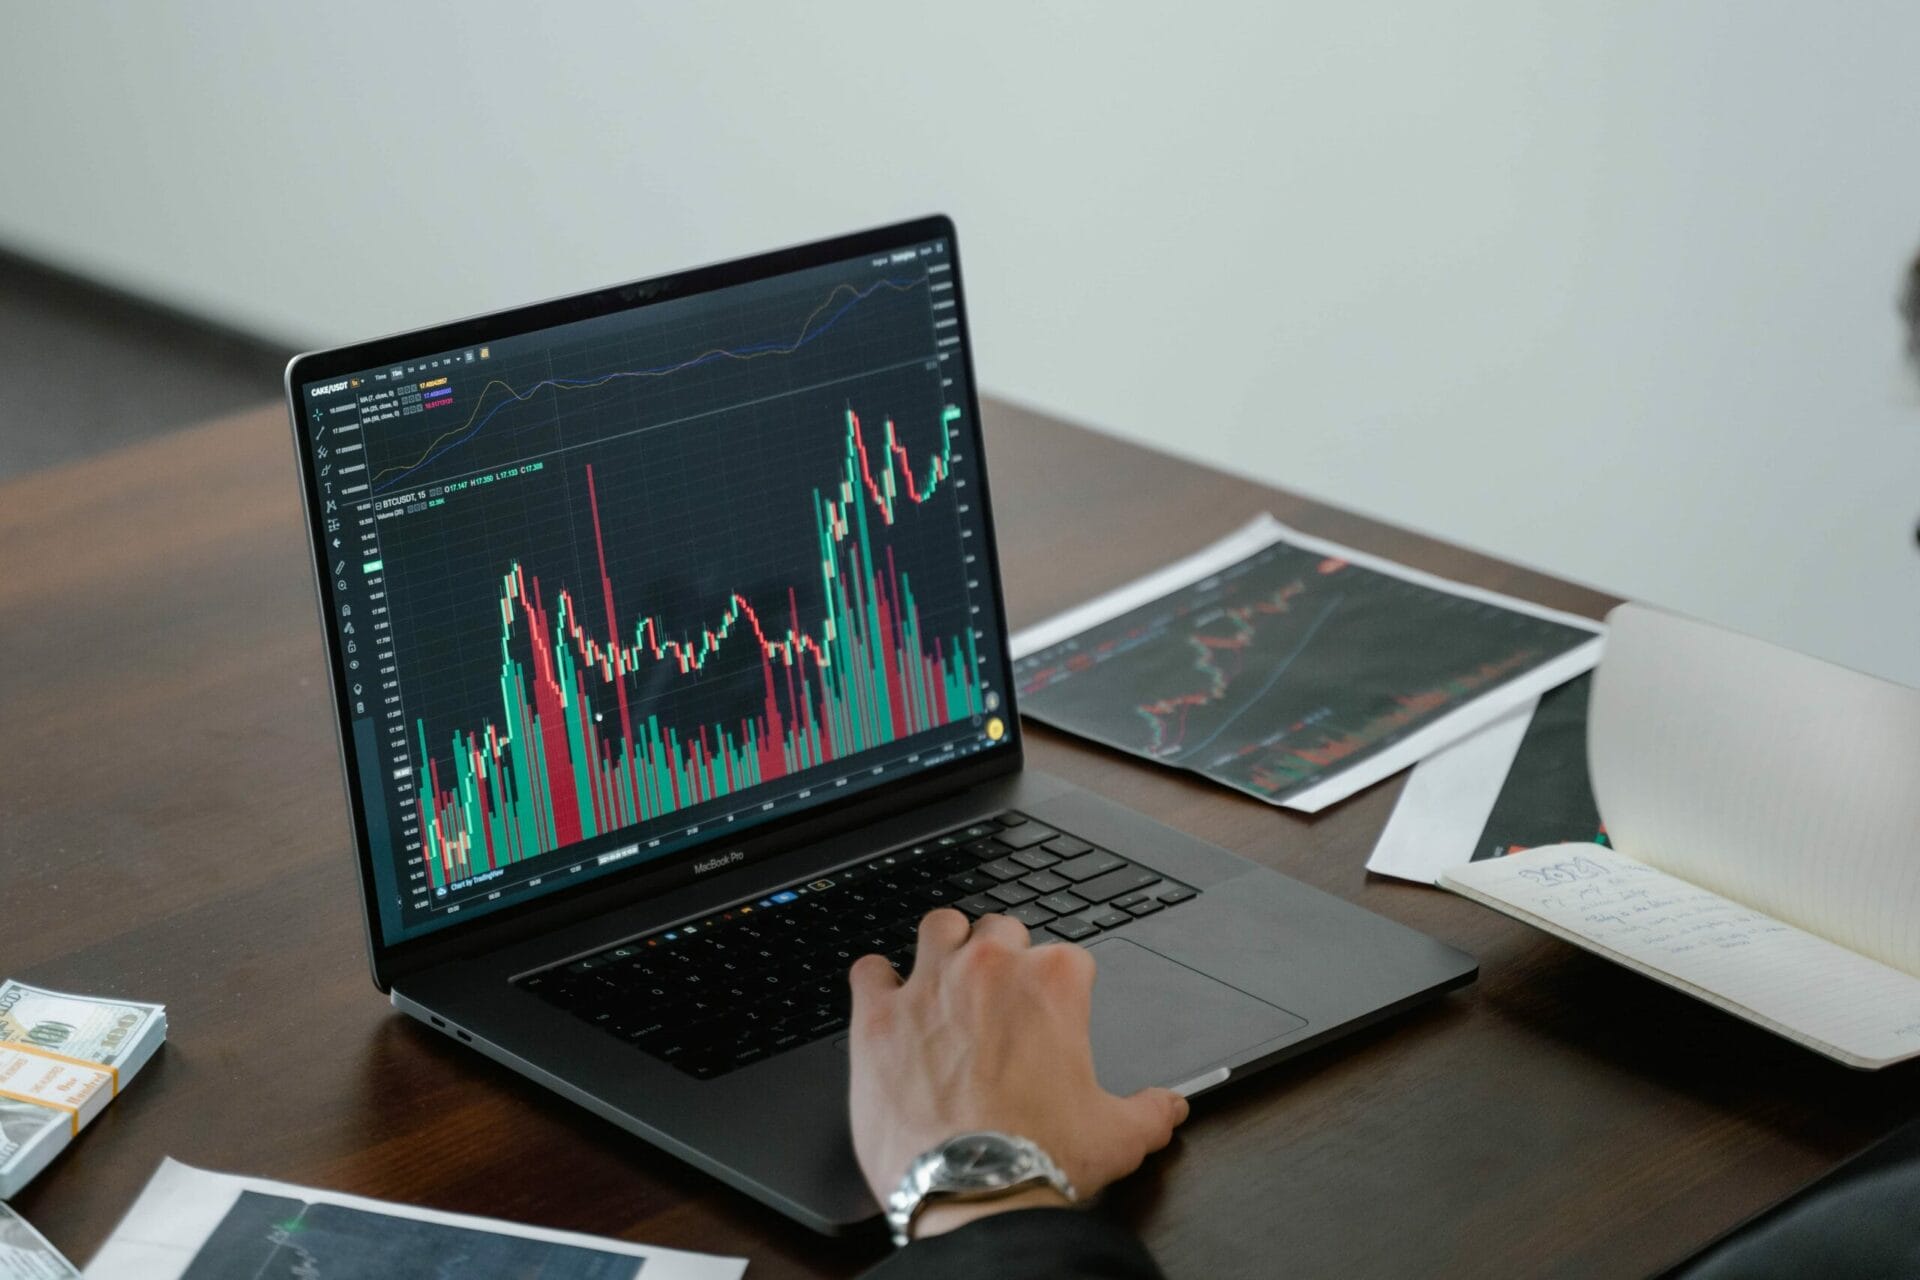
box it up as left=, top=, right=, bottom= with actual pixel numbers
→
left=1119, top=1086, right=1190, bottom=1153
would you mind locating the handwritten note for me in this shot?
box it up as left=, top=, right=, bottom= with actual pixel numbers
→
left=1443, top=844, right=1920, bottom=1068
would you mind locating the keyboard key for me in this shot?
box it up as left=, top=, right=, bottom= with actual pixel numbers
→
left=1054, top=850, right=1126, bottom=882
left=1073, top=865, right=1161, bottom=903
left=1019, top=870, right=1069, bottom=895
left=961, top=822, right=1002, bottom=840
left=958, top=893, right=1003, bottom=918
left=1045, top=915, right=1099, bottom=941
left=787, top=957, right=831, bottom=982
left=978, top=858, right=1027, bottom=883
left=949, top=869, right=995, bottom=893
left=1005, top=902, right=1056, bottom=928
left=996, top=825, right=1058, bottom=850
left=681, top=996, right=725, bottom=1021
left=988, top=882, right=1038, bottom=906
left=1010, top=848, right=1060, bottom=870
left=1037, top=891, right=1090, bottom=915
left=964, top=837, right=1012, bottom=860
left=1111, top=890, right=1156, bottom=910
left=996, top=811, right=1029, bottom=826
left=1158, top=885, right=1197, bottom=905
left=653, top=1038, right=698, bottom=1064
left=623, top=1019, right=671, bottom=1046
left=806, top=1012, right=850, bottom=1038
left=1086, top=906, right=1130, bottom=930
left=1125, top=899, right=1165, bottom=917
left=1043, top=836, right=1093, bottom=858
left=531, top=980, right=585, bottom=1010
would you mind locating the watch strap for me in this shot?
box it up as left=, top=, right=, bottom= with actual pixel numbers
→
left=885, top=1131, right=1076, bottom=1247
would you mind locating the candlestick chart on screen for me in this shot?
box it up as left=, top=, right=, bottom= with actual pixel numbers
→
left=1012, top=540, right=1595, bottom=806
left=317, top=243, right=1008, bottom=937
left=407, top=404, right=983, bottom=892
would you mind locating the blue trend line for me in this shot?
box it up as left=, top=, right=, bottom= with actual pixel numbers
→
left=371, top=274, right=926, bottom=494
left=1175, top=594, right=1345, bottom=761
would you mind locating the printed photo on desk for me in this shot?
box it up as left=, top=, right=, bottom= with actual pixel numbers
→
left=1009, top=515, right=1604, bottom=812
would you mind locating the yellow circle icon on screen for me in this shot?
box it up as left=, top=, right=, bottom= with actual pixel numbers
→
left=985, top=716, right=1005, bottom=741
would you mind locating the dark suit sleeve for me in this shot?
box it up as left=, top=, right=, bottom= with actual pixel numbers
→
left=1670, top=1118, right=1920, bottom=1279
left=860, top=1207, right=1166, bottom=1280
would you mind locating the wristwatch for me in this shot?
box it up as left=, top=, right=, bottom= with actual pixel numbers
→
left=885, top=1131, right=1077, bottom=1247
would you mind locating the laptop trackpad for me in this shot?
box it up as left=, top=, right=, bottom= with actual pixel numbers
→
left=1087, top=939, right=1306, bottom=1097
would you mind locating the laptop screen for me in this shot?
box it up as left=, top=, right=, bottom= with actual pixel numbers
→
left=294, top=228, right=1013, bottom=947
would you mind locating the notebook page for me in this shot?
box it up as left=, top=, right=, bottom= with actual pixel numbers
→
left=1442, top=844, right=1920, bottom=1068
left=1589, top=604, right=1920, bottom=978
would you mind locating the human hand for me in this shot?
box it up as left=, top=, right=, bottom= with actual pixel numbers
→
left=847, top=909, right=1189, bottom=1239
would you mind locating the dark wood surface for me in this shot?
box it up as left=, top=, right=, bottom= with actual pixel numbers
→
left=3, top=397, right=1913, bottom=1277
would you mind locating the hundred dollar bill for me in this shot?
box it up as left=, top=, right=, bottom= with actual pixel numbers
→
left=0, top=982, right=164, bottom=1069
left=0, top=1200, right=79, bottom=1279
left=0, top=982, right=166, bottom=1199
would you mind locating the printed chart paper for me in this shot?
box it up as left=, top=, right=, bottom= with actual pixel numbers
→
left=1011, top=515, right=1603, bottom=812
left=84, top=1160, right=746, bottom=1280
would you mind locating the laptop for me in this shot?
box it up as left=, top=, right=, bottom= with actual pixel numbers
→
left=284, top=215, right=1475, bottom=1234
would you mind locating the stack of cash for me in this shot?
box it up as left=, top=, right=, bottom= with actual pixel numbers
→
left=0, top=980, right=166, bottom=1199
left=0, top=1200, right=78, bottom=1277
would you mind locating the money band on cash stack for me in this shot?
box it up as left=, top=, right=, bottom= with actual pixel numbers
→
left=0, top=980, right=167, bottom=1199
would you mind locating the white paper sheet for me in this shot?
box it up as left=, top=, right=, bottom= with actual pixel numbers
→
left=1366, top=700, right=1535, bottom=883
left=1010, top=514, right=1604, bottom=812
left=84, top=1159, right=746, bottom=1280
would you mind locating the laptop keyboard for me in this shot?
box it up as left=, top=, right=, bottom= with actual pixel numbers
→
left=515, top=811, right=1200, bottom=1080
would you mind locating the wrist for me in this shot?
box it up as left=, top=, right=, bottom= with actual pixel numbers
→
left=883, top=1130, right=1077, bottom=1247
left=910, top=1184, right=1073, bottom=1240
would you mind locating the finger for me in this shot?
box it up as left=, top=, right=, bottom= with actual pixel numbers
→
left=912, top=907, right=972, bottom=974
left=966, top=911, right=1033, bottom=951
left=1029, top=936, right=1098, bottom=1017
left=847, top=951, right=902, bottom=1008
left=1120, top=1086, right=1190, bottom=1152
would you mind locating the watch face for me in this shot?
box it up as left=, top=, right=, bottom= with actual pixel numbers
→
left=941, top=1133, right=1018, bottom=1178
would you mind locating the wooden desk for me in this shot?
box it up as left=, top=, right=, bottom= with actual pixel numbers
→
left=4, top=398, right=1913, bottom=1277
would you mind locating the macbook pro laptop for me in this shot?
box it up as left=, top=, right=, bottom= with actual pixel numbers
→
left=284, top=216, right=1475, bottom=1233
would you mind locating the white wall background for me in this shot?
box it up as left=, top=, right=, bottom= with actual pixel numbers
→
left=5, top=4, right=1918, bottom=685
